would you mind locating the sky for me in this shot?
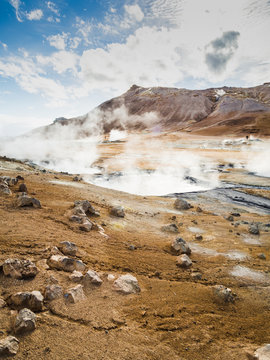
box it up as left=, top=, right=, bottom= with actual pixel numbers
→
left=0, top=0, right=270, bottom=136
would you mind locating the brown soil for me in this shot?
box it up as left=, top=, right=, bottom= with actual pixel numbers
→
left=0, top=142, right=270, bottom=359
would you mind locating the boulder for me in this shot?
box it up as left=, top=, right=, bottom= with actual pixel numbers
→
left=174, top=198, right=191, bottom=210
left=69, top=270, right=83, bottom=283
left=14, top=308, right=36, bottom=334
left=176, top=254, right=192, bottom=268
left=8, top=291, right=43, bottom=311
left=161, top=223, right=179, bottom=233
left=58, top=241, right=78, bottom=256
left=212, top=285, right=235, bottom=303
left=44, top=284, right=63, bottom=301
left=114, top=274, right=140, bottom=294
left=171, top=237, right=191, bottom=255
left=84, top=270, right=103, bottom=286
left=3, top=258, right=38, bottom=279
left=47, top=255, right=86, bottom=272
left=110, top=206, right=125, bottom=218
left=254, top=344, right=270, bottom=359
left=65, top=285, right=85, bottom=304
left=17, top=195, right=41, bottom=208
left=0, top=336, right=19, bottom=356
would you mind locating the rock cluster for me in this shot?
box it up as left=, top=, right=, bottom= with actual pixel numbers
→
left=69, top=200, right=100, bottom=231
left=3, top=258, right=38, bottom=279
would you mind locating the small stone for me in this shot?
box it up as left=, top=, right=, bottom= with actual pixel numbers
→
left=171, top=237, right=191, bottom=255
left=14, top=308, right=36, bottom=334
left=195, top=234, right=203, bottom=241
left=110, top=206, right=125, bottom=218
left=47, top=255, right=86, bottom=272
left=196, top=207, right=202, bottom=213
left=0, top=298, right=6, bottom=308
left=174, top=198, right=191, bottom=210
left=18, top=183, right=28, bottom=193
left=69, top=270, right=83, bottom=283
left=226, top=215, right=234, bottom=222
left=231, top=212, right=240, bottom=217
left=3, top=258, right=38, bottom=279
left=65, top=285, right=85, bottom=304
left=17, top=195, right=41, bottom=208
left=176, top=254, right=192, bottom=268
left=254, top=344, right=270, bottom=359
left=114, top=274, right=140, bottom=294
left=8, top=291, right=44, bottom=312
left=84, top=270, right=103, bottom=286
left=191, top=272, right=202, bottom=280
left=73, top=176, right=82, bottom=182
left=212, top=285, right=235, bottom=303
left=58, top=241, right=78, bottom=256
left=258, top=253, right=266, bottom=260
left=0, top=336, right=19, bottom=356
left=44, top=285, right=63, bottom=301
left=249, top=224, right=260, bottom=235
left=107, top=274, right=115, bottom=281
left=161, top=223, right=179, bottom=233
left=128, top=244, right=136, bottom=251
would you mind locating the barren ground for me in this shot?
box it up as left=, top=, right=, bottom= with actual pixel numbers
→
left=0, top=133, right=270, bottom=360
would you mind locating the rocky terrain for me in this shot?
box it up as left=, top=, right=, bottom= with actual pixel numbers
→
left=45, top=83, right=270, bottom=137
left=0, top=131, right=270, bottom=359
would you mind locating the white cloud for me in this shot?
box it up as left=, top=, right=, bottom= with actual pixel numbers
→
left=26, top=9, right=43, bottom=21
left=70, top=37, right=81, bottom=49
left=124, top=4, right=144, bottom=22
left=36, top=51, right=79, bottom=74
left=47, top=32, right=68, bottom=50
left=9, top=0, right=23, bottom=22
left=47, top=1, right=60, bottom=16
left=0, top=42, right=8, bottom=50
left=75, top=17, right=92, bottom=45
left=110, top=8, right=116, bottom=13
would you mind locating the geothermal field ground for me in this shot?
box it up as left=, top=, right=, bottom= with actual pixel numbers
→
left=0, top=130, right=270, bottom=359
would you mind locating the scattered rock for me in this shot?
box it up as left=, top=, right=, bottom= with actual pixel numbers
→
left=79, top=219, right=93, bottom=232
left=17, top=195, right=41, bottom=208
left=212, top=285, right=235, bottom=303
left=58, top=241, right=78, bottom=256
left=65, top=285, right=85, bottom=304
left=74, top=200, right=99, bottom=216
left=114, top=274, right=141, bottom=294
left=44, top=285, right=63, bottom=301
left=254, top=344, right=270, bottom=359
left=14, top=308, right=36, bottom=334
left=110, top=206, right=125, bottom=218
left=69, top=270, right=83, bottom=283
left=0, top=336, right=19, bottom=356
left=161, top=223, right=179, bottom=233
left=0, top=179, right=11, bottom=195
left=226, top=215, right=234, bottom=222
left=174, top=198, right=191, bottom=210
left=18, top=183, right=28, bottom=193
left=84, top=270, right=103, bottom=286
left=191, top=272, right=202, bottom=280
left=47, top=255, right=86, bottom=272
left=128, top=244, right=136, bottom=251
left=249, top=224, right=260, bottom=235
left=194, top=234, right=203, bottom=241
left=8, top=291, right=44, bottom=311
left=231, top=212, right=240, bottom=217
left=176, top=254, right=192, bottom=268
left=0, top=298, right=6, bottom=308
left=3, top=258, right=38, bottom=279
left=258, top=253, right=266, bottom=260
left=73, top=176, right=82, bottom=182
left=196, top=206, right=202, bottom=213
left=69, top=215, right=83, bottom=223
left=107, top=274, right=116, bottom=281
left=171, top=237, right=191, bottom=255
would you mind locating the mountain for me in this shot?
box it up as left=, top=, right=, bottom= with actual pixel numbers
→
left=50, top=83, right=270, bottom=136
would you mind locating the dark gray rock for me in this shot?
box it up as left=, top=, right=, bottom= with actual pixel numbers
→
left=171, top=237, right=191, bottom=255
left=8, top=291, right=44, bottom=312
left=249, top=224, right=260, bottom=235
left=18, top=183, right=28, bottom=193
left=47, top=255, right=86, bottom=272
left=176, top=254, right=192, bottom=268
left=83, top=270, right=103, bottom=286
left=44, top=284, right=63, bottom=301
left=14, top=308, right=36, bottom=334
left=161, top=223, right=179, bottom=233
left=110, top=206, right=125, bottom=218
left=174, top=198, right=191, bottom=210
left=3, top=258, right=38, bottom=279
left=212, top=285, right=235, bottom=303
left=0, top=336, right=19, bottom=356
left=58, top=241, right=78, bottom=256
left=17, top=195, right=41, bottom=208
